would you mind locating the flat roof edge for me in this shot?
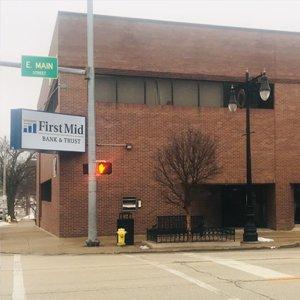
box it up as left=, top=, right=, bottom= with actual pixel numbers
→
left=57, top=10, right=300, bottom=36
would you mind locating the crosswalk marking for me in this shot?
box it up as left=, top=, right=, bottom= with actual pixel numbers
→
left=126, top=254, right=240, bottom=300
left=0, top=240, right=2, bottom=297
left=185, top=253, right=293, bottom=279
left=12, top=254, right=26, bottom=300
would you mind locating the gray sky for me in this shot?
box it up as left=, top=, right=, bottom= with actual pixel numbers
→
left=1, top=0, right=300, bottom=138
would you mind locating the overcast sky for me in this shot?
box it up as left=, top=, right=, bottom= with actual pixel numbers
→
left=1, top=0, right=300, bottom=137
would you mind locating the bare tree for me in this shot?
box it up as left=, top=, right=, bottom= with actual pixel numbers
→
left=155, top=129, right=221, bottom=232
left=0, top=137, right=36, bottom=219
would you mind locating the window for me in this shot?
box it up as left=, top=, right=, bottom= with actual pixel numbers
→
left=145, top=78, right=157, bottom=105
left=154, top=79, right=172, bottom=105
left=117, top=76, right=144, bottom=104
left=199, top=82, right=223, bottom=107
left=173, top=79, right=198, bottom=106
left=94, top=74, right=274, bottom=109
left=41, top=179, right=52, bottom=202
left=95, top=75, right=116, bottom=103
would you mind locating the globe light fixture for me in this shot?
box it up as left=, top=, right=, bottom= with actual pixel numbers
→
left=259, top=73, right=271, bottom=101
left=228, top=85, right=238, bottom=112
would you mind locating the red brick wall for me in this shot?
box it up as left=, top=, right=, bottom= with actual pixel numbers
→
left=51, top=74, right=278, bottom=237
left=37, top=153, right=60, bottom=236
left=274, top=84, right=300, bottom=229
left=57, top=12, right=300, bottom=83
left=39, top=77, right=300, bottom=237
left=37, top=13, right=300, bottom=236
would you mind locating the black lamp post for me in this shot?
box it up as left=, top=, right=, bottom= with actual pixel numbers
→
left=228, top=70, right=271, bottom=242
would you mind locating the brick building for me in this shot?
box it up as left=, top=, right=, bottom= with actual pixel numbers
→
left=36, top=11, right=300, bottom=237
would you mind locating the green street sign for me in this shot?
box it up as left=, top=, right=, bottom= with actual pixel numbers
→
left=21, top=55, right=58, bottom=78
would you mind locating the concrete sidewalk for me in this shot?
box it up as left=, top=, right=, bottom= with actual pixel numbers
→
left=0, top=220, right=300, bottom=255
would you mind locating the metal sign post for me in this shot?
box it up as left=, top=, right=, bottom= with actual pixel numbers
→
left=85, top=0, right=99, bottom=247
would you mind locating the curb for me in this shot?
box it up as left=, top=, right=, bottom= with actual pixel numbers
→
left=0, top=242, right=299, bottom=256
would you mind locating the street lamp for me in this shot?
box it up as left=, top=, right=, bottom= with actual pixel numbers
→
left=228, top=70, right=271, bottom=242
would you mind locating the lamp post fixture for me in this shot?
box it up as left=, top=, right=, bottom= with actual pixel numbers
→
left=228, top=70, right=271, bottom=242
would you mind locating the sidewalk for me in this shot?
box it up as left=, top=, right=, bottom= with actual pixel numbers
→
left=0, top=220, right=300, bottom=255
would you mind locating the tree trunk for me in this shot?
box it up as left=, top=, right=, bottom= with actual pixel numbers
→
left=184, top=207, right=192, bottom=233
left=25, top=196, right=30, bottom=216
left=7, top=193, right=15, bottom=219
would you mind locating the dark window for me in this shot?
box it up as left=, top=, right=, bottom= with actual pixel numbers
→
left=199, top=82, right=223, bottom=107
left=41, top=179, right=52, bottom=202
left=94, top=74, right=274, bottom=109
left=223, top=82, right=274, bottom=109
left=95, top=75, right=116, bottom=102
left=173, top=79, right=198, bottom=106
left=46, top=80, right=58, bottom=112
left=117, top=76, right=144, bottom=104
left=145, top=78, right=158, bottom=105
left=156, top=79, right=172, bottom=105
left=294, top=184, right=300, bottom=224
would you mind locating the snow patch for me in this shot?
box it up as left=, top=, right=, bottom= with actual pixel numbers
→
left=258, top=237, right=274, bottom=242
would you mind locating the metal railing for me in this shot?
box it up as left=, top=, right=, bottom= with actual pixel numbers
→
left=147, top=215, right=235, bottom=243
left=147, top=227, right=235, bottom=243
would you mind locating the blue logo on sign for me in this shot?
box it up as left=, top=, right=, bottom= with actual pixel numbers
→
left=23, top=120, right=37, bottom=133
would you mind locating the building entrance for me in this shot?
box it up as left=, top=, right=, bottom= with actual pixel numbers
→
left=221, top=184, right=273, bottom=228
left=294, top=185, right=300, bottom=224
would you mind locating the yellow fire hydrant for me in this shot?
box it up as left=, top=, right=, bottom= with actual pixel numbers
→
left=117, top=228, right=127, bottom=246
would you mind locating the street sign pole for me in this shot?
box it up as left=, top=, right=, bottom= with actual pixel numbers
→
left=85, top=0, right=99, bottom=247
left=0, top=61, right=86, bottom=75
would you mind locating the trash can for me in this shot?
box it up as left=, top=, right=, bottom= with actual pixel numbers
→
left=117, top=212, right=134, bottom=245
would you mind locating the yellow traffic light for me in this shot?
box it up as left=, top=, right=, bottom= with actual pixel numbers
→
left=96, top=161, right=112, bottom=175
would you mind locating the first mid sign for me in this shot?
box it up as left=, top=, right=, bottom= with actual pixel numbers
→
left=21, top=55, right=58, bottom=79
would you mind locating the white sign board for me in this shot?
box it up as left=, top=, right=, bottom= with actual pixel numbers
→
left=11, top=109, right=86, bottom=152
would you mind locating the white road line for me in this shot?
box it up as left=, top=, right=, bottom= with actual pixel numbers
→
left=0, top=240, right=2, bottom=296
left=12, top=254, right=26, bottom=300
left=126, top=255, right=239, bottom=300
left=185, top=253, right=293, bottom=279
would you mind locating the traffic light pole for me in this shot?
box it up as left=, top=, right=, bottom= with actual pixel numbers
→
left=85, top=0, right=99, bottom=247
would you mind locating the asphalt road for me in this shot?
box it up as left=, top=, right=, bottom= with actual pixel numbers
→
left=1, top=248, right=300, bottom=300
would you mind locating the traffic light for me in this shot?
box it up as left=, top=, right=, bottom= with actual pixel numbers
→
left=96, top=161, right=112, bottom=175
